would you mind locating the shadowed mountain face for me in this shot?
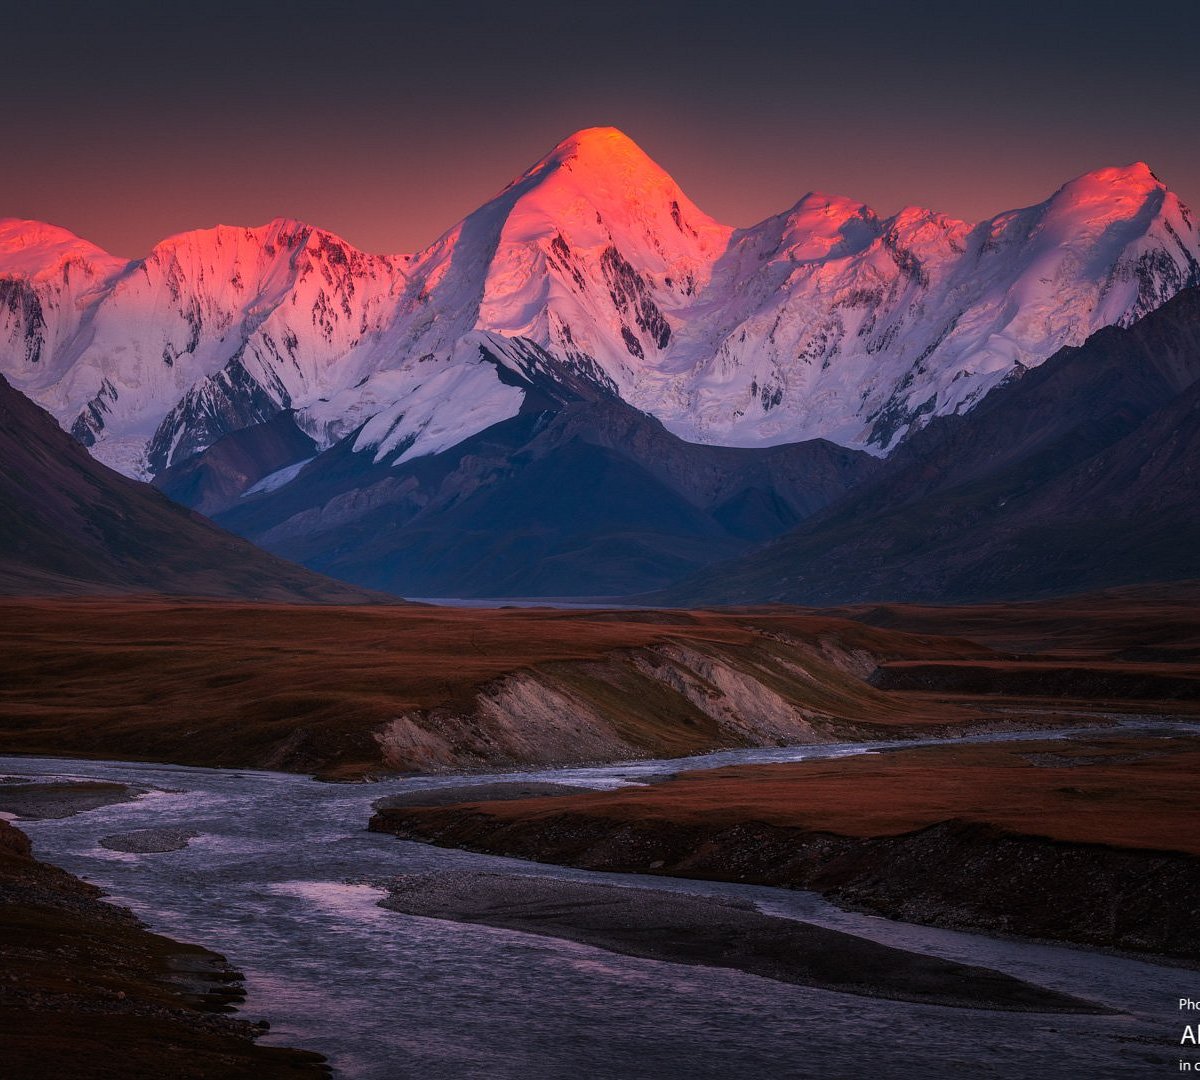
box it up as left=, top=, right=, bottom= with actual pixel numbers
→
left=0, top=375, right=372, bottom=601
left=659, top=287, right=1200, bottom=605
left=153, top=410, right=317, bottom=517
left=214, top=391, right=877, bottom=598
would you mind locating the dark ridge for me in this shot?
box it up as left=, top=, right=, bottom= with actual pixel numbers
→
left=153, top=410, right=317, bottom=516
left=0, top=375, right=377, bottom=601
left=214, top=394, right=878, bottom=598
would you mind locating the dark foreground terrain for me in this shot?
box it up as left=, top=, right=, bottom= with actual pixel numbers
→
left=0, top=797, right=326, bottom=1079
left=2, top=583, right=1196, bottom=1065
left=372, top=730, right=1200, bottom=959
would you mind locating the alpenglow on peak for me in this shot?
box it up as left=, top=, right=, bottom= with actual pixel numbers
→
left=0, top=134, right=1197, bottom=480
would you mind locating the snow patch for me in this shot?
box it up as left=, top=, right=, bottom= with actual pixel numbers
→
left=242, top=457, right=316, bottom=497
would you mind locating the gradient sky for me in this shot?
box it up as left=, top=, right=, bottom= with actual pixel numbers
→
left=6, top=0, right=1197, bottom=258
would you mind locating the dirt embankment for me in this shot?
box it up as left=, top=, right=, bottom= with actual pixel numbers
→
left=0, top=599, right=999, bottom=776
left=369, top=635, right=899, bottom=772
left=0, top=819, right=327, bottom=1079
left=371, top=734, right=1200, bottom=959
left=1, top=590, right=1195, bottom=777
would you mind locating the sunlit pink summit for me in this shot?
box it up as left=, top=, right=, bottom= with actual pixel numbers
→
left=1, top=129, right=1197, bottom=480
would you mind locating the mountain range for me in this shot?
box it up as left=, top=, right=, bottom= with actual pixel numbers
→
left=2, top=128, right=1199, bottom=600
left=657, top=286, right=1200, bottom=605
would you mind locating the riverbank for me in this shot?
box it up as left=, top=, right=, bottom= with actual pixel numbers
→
left=2, top=748, right=1183, bottom=1079
left=0, top=817, right=328, bottom=1079
left=372, top=730, right=1200, bottom=959
left=3, top=588, right=1196, bottom=778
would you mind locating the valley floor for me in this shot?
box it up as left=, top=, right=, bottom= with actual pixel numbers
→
left=1, top=584, right=1196, bottom=777
left=0, top=586, right=1195, bottom=1075
left=1, top=741, right=1189, bottom=1079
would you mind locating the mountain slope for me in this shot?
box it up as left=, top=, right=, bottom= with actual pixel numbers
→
left=153, top=409, right=317, bottom=516
left=2, top=130, right=1197, bottom=489
left=0, top=375, right=373, bottom=600
left=659, top=287, right=1200, bottom=605
left=214, top=380, right=876, bottom=597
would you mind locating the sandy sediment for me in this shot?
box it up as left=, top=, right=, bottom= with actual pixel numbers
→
left=375, top=870, right=1105, bottom=1013
left=100, top=828, right=198, bottom=854
left=0, top=780, right=141, bottom=820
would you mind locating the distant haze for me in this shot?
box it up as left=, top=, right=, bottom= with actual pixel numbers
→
left=8, top=0, right=1198, bottom=257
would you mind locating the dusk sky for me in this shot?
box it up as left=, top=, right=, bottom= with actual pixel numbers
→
left=8, top=0, right=1197, bottom=257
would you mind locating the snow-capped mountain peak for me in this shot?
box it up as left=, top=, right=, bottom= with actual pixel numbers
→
left=1050, top=160, right=1163, bottom=209
left=636, top=159, right=1199, bottom=452
left=511, top=126, right=732, bottom=261
left=0, top=218, right=123, bottom=278
left=0, top=213, right=409, bottom=475
left=0, top=219, right=126, bottom=377
left=767, top=193, right=882, bottom=262
left=373, top=127, right=733, bottom=408
left=2, top=134, right=1198, bottom=481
